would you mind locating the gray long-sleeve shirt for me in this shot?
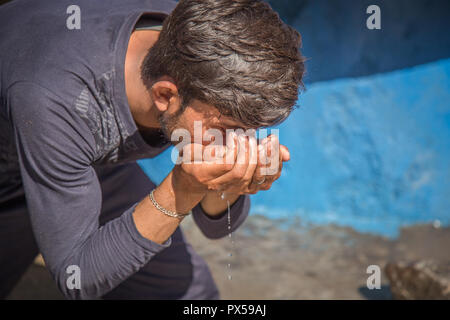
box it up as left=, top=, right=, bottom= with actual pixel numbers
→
left=0, top=0, right=250, bottom=299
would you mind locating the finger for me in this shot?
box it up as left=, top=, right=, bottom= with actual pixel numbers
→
left=249, top=164, right=281, bottom=193
left=280, top=144, right=290, bottom=162
left=251, top=142, right=268, bottom=183
left=268, top=134, right=280, bottom=159
left=252, top=159, right=282, bottom=191
left=208, top=134, right=249, bottom=190
left=241, top=134, right=258, bottom=186
left=181, top=143, right=231, bottom=181
left=223, top=131, right=238, bottom=166
left=261, top=135, right=280, bottom=176
left=248, top=138, right=281, bottom=192
left=180, top=142, right=204, bottom=163
left=203, top=132, right=238, bottom=176
left=263, top=139, right=284, bottom=187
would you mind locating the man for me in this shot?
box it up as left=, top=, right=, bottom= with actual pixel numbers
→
left=0, top=0, right=304, bottom=299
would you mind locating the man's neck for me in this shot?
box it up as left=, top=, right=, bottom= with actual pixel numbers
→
left=124, top=29, right=162, bottom=129
left=136, top=123, right=170, bottom=148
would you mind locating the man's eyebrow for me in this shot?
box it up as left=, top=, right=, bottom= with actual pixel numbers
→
left=216, top=115, right=257, bottom=131
left=218, top=118, right=245, bottom=128
left=219, top=123, right=248, bottom=131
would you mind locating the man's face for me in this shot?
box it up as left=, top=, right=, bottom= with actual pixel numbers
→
left=158, top=98, right=254, bottom=146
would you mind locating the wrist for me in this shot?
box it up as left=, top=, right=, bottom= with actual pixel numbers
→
left=172, top=165, right=207, bottom=198
left=132, top=168, right=206, bottom=244
left=168, top=166, right=206, bottom=211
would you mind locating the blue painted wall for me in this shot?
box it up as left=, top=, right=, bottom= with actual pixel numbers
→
left=139, top=58, right=450, bottom=237
left=139, top=1, right=450, bottom=237
left=250, top=58, right=450, bottom=236
left=268, top=0, right=450, bottom=83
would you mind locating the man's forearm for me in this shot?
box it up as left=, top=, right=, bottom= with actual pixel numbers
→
left=132, top=169, right=205, bottom=244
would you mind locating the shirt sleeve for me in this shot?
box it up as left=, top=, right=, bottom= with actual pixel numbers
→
left=8, top=82, right=171, bottom=300
left=191, top=194, right=251, bottom=239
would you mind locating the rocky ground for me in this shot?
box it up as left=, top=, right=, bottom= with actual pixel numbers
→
left=7, top=214, right=450, bottom=300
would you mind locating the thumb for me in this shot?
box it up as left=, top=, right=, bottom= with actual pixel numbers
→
left=280, top=145, right=290, bottom=161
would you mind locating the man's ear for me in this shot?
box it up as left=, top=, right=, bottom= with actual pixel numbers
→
left=150, top=80, right=181, bottom=113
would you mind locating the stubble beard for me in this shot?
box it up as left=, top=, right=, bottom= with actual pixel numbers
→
left=158, top=106, right=186, bottom=144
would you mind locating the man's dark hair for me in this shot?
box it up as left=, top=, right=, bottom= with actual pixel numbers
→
left=141, top=0, right=306, bottom=128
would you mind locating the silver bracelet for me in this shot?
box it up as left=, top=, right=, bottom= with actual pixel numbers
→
left=148, top=189, right=192, bottom=219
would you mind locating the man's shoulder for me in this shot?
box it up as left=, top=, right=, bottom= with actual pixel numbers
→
left=7, top=81, right=98, bottom=164
left=6, top=81, right=87, bottom=128
left=0, top=0, right=176, bottom=93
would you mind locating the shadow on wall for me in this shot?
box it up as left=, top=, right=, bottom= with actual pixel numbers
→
left=358, top=285, right=392, bottom=300
left=268, top=0, right=450, bottom=82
